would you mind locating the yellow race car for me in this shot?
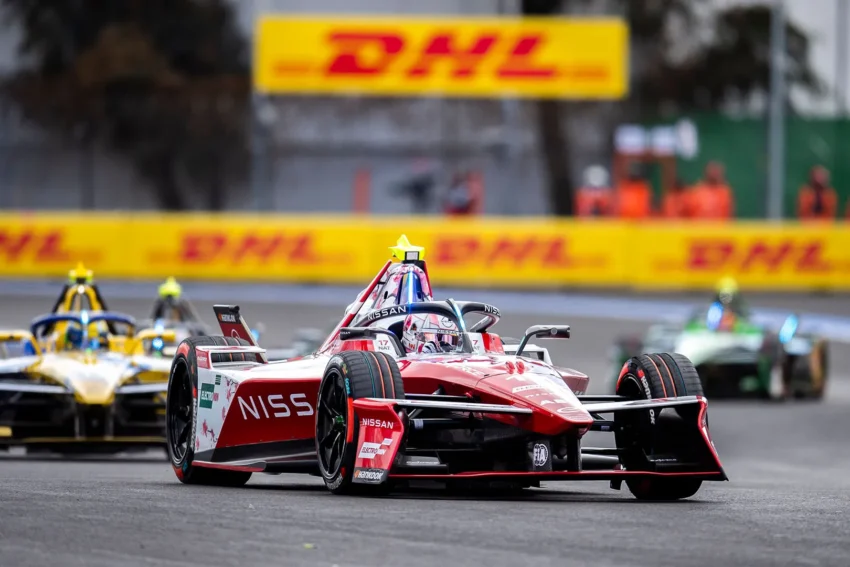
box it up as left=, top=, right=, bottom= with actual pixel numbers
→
left=0, top=309, right=175, bottom=455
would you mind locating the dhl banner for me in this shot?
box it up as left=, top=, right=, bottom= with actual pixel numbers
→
left=254, top=16, right=628, bottom=99
left=2, top=213, right=850, bottom=291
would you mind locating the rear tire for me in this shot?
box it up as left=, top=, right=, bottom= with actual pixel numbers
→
left=316, top=351, right=404, bottom=495
left=614, top=353, right=704, bottom=501
left=166, top=336, right=254, bottom=487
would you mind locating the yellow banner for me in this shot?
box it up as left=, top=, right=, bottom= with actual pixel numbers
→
left=2, top=214, right=850, bottom=291
left=254, top=16, right=628, bottom=99
left=630, top=222, right=850, bottom=291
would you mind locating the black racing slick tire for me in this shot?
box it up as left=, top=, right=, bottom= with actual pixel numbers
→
left=316, top=351, right=404, bottom=495
left=787, top=339, right=828, bottom=400
left=166, top=336, right=254, bottom=487
left=614, top=353, right=704, bottom=501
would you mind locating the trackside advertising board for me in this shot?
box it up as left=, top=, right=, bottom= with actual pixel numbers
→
left=254, top=16, right=628, bottom=99
left=2, top=214, right=850, bottom=291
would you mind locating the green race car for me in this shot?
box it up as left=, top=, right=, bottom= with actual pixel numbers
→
left=609, top=304, right=828, bottom=400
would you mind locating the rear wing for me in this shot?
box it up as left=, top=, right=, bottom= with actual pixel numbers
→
left=212, top=305, right=268, bottom=364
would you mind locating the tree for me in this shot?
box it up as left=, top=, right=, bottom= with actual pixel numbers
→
left=522, top=0, right=822, bottom=215
left=0, top=0, right=250, bottom=210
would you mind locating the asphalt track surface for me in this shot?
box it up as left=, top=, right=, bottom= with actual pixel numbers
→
left=2, top=294, right=850, bottom=567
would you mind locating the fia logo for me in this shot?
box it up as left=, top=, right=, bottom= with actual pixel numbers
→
left=533, top=443, right=549, bottom=467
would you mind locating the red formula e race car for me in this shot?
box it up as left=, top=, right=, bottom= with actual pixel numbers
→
left=165, top=236, right=726, bottom=500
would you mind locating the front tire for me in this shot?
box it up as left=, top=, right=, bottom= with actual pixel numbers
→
left=785, top=340, right=828, bottom=400
left=316, top=351, right=404, bottom=495
left=614, top=353, right=704, bottom=501
left=166, top=336, right=253, bottom=487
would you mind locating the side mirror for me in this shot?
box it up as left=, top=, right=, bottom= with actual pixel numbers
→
left=339, top=327, right=406, bottom=357
left=515, top=325, right=570, bottom=357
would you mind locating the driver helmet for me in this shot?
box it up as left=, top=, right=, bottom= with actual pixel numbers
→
left=401, top=313, right=460, bottom=354
left=65, top=326, right=84, bottom=350
left=715, top=276, right=739, bottom=305
left=90, top=330, right=110, bottom=350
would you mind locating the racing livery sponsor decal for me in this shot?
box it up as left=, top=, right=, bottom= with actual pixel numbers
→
left=366, top=305, right=408, bottom=321
left=357, top=438, right=393, bottom=459
left=237, top=393, right=314, bottom=420
left=512, top=384, right=544, bottom=393
left=638, top=375, right=657, bottom=424
left=199, top=382, right=215, bottom=409
left=353, top=467, right=387, bottom=484
left=197, top=352, right=210, bottom=369
left=215, top=378, right=319, bottom=448
left=361, top=418, right=395, bottom=430
left=255, top=17, right=627, bottom=99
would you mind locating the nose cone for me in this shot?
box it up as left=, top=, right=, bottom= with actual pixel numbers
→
left=59, top=354, right=121, bottom=404
left=73, top=377, right=115, bottom=405
left=480, top=360, right=593, bottom=433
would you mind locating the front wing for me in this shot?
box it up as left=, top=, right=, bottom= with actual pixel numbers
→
left=350, top=396, right=725, bottom=486
left=191, top=395, right=726, bottom=487
left=0, top=379, right=167, bottom=447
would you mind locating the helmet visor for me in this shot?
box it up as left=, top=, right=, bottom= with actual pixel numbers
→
left=417, top=331, right=460, bottom=349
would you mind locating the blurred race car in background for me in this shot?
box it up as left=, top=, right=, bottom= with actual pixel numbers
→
left=138, top=276, right=296, bottom=362
left=136, top=277, right=209, bottom=358
left=0, top=310, right=175, bottom=454
left=610, top=279, right=828, bottom=400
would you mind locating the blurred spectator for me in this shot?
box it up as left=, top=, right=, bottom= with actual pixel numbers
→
left=615, top=163, right=653, bottom=219
left=575, top=165, right=614, bottom=217
left=688, top=161, right=733, bottom=220
left=797, top=165, right=837, bottom=221
left=393, top=158, right=437, bottom=213
left=443, top=171, right=476, bottom=215
left=661, top=178, right=691, bottom=218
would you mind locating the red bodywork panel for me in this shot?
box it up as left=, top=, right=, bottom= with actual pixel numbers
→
left=215, top=378, right=318, bottom=448
left=204, top=348, right=595, bottom=454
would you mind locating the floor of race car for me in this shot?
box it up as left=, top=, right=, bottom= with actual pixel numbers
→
left=2, top=296, right=850, bottom=567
